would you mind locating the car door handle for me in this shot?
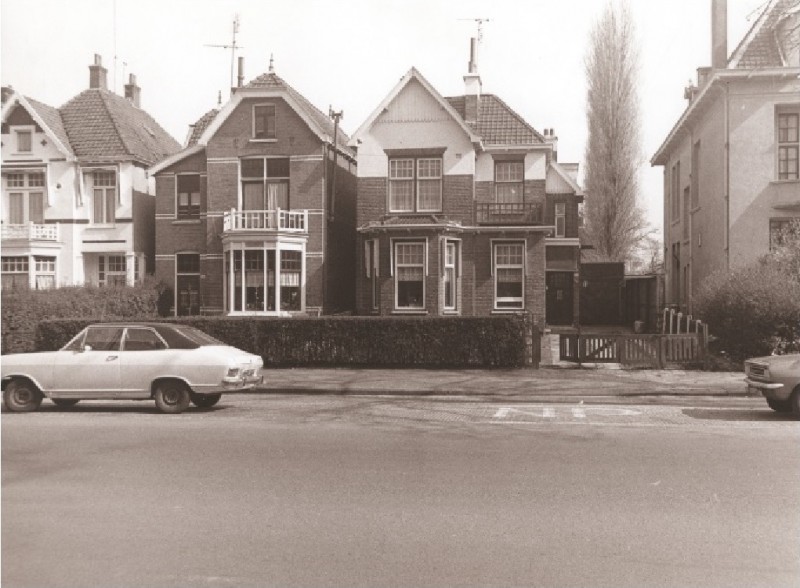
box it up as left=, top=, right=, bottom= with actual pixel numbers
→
left=106, top=355, right=118, bottom=361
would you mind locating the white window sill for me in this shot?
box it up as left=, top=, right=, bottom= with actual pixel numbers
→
left=250, top=138, right=278, bottom=143
left=770, top=179, right=799, bottom=185
left=172, top=219, right=202, bottom=225
left=392, top=309, right=428, bottom=315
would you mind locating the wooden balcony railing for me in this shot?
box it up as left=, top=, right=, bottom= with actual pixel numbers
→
left=1, top=223, right=59, bottom=241
left=475, top=202, right=543, bottom=225
left=223, top=209, right=308, bottom=233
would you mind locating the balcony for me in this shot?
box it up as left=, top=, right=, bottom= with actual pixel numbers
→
left=475, top=202, right=543, bottom=226
left=1, top=222, right=60, bottom=241
left=223, top=209, right=308, bottom=234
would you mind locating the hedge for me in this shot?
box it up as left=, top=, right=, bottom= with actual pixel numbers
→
left=33, top=315, right=533, bottom=368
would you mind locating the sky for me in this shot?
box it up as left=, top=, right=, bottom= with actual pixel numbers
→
left=1, top=0, right=767, bottom=236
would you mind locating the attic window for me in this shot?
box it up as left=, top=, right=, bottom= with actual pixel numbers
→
left=253, top=104, right=276, bottom=140
left=15, top=129, right=32, bottom=153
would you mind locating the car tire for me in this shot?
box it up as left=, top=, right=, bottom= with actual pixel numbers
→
left=766, top=397, right=792, bottom=413
left=3, top=379, right=43, bottom=413
left=51, top=398, right=80, bottom=408
left=190, top=392, right=222, bottom=408
left=154, top=381, right=191, bottom=414
left=790, top=386, right=800, bottom=418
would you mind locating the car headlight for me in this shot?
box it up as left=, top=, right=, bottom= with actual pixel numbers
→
left=226, top=367, right=240, bottom=378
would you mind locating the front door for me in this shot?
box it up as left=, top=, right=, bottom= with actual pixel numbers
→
left=546, top=271, right=574, bottom=326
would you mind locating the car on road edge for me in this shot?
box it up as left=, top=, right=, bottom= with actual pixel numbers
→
left=744, top=353, right=800, bottom=416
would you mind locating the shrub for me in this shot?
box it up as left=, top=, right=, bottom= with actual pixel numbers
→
left=35, top=315, right=534, bottom=368
left=693, top=262, right=800, bottom=362
left=1, top=280, right=163, bottom=354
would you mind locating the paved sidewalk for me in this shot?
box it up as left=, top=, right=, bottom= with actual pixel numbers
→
left=257, top=366, right=750, bottom=399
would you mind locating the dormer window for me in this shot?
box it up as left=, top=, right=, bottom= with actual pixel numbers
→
left=253, top=104, right=276, bottom=140
left=15, top=129, right=32, bottom=153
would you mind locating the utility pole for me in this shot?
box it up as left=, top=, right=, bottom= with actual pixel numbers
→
left=328, top=107, right=343, bottom=221
left=205, top=14, right=244, bottom=94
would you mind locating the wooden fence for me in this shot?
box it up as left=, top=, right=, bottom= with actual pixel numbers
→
left=559, top=332, right=707, bottom=368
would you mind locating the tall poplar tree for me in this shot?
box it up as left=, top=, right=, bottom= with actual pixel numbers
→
left=583, top=1, right=646, bottom=261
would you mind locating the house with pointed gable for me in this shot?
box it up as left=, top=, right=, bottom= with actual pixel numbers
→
left=1, top=55, right=181, bottom=290
left=651, top=0, right=800, bottom=313
left=349, top=39, right=583, bottom=326
left=149, top=59, right=356, bottom=316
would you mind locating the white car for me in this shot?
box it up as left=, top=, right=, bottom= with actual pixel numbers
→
left=1, top=323, right=263, bottom=414
left=744, top=353, right=800, bottom=416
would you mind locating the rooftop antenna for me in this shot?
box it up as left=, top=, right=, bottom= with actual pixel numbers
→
left=458, top=17, right=490, bottom=43
left=205, top=14, right=245, bottom=94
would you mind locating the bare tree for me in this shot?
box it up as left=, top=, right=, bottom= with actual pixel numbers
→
left=583, top=1, right=647, bottom=261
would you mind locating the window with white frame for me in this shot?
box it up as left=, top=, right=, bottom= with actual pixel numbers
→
left=99, top=255, right=126, bottom=287
left=1, top=256, right=29, bottom=290
left=280, top=250, right=302, bottom=311
left=493, top=241, right=525, bottom=310
left=241, top=158, right=289, bottom=227
left=555, top=202, right=566, bottom=238
left=177, top=174, right=201, bottom=220
left=388, top=158, right=442, bottom=213
left=4, top=171, right=45, bottom=224
left=92, top=170, right=117, bottom=224
left=495, top=161, right=524, bottom=203
left=394, top=241, right=425, bottom=309
left=34, top=256, right=55, bottom=290
left=443, top=240, right=459, bottom=311
left=778, top=112, right=799, bottom=180
left=253, top=104, right=276, bottom=139
left=671, top=162, right=680, bottom=220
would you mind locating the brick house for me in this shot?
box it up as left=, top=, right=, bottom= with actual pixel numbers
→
left=348, top=40, right=583, bottom=326
left=149, top=61, right=356, bottom=316
left=1, top=55, right=180, bottom=289
left=651, top=0, right=800, bottom=313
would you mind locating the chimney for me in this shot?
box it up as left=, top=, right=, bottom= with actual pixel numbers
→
left=463, top=38, right=482, bottom=124
left=711, top=0, right=728, bottom=69
left=89, top=54, right=107, bottom=90
left=237, top=56, right=244, bottom=87
left=124, top=73, right=141, bottom=107
left=543, top=128, right=558, bottom=161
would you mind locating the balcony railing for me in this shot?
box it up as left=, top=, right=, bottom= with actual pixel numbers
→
left=1, top=222, right=60, bottom=241
left=223, top=209, right=308, bottom=233
left=475, top=202, right=543, bottom=225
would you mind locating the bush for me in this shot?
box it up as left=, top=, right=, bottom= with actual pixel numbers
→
left=693, top=262, right=800, bottom=362
left=1, top=280, right=164, bottom=354
left=35, top=315, right=534, bottom=368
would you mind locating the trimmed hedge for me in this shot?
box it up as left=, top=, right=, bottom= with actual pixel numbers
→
left=1, top=281, right=165, bottom=354
left=34, top=315, right=532, bottom=368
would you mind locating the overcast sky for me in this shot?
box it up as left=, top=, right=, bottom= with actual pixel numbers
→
left=1, top=0, right=766, bottom=235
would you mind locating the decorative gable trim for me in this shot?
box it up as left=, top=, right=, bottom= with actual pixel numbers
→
left=1, top=94, right=73, bottom=160
left=349, top=68, right=482, bottom=148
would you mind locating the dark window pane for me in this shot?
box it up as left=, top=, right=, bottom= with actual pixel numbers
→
left=241, top=158, right=264, bottom=178
left=267, top=158, right=290, bottom=178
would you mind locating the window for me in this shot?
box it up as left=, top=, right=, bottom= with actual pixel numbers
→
left=34, top=256, right=55, bottom=290
left=671, top=161, right=681, bottom=220
left=683, top=187, right=690, bottom=241
left=84, top=326, right=123, bottom=351
left=769, top=218, right=800, bottom=250
left=3, top=171, right=45, bottom=224
left=394, top=241, right=425, bottom=309
left=443, top=240, right=460, bottom=311
left=99, top=255, right=126, bottom=287
left=15, top=130, right=32, bottom=152
left=1, top=256, right=29, bottom=290
left=365, top=239, right=380, bottom=311
left=177, top=174, right=201, bottom=220
left=555, top=203, right=566, bottom=238
left=778, top=112, right=799, bottom=180
left=253, top=104, right=276, bottom=139
left=92, top=170, right=117, bottom=224
left=280, top=250, right=302, bottom=311
left=241, top=158, right=289, bottom=226
left=124, top=328, right=166, bottom=351
left=388, top=158, right=442, bottom=213
left=691, top=140, right=700, bottom=208
left=176, top=253, right=201, bottom=316
left=493, top=242, right=525, bottom=310
left=495, top=161, right=524, bottom=203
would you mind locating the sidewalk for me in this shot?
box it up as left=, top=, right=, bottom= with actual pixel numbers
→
left=255, top=332, right=750, bottom=399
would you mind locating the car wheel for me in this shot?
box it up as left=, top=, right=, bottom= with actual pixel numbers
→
left=790, top=386, right=800, bottom=418
left=3, top=379, right=43, bottom=413
left=190, top=392, right=222, bottom=408
left=52, top=398, right=80, bottom=408
left=154, top=381, right=191, bottom=414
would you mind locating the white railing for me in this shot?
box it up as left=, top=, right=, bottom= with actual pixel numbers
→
left=1, top=223, right=59, bottom=241
left=223, top=209, right=308, bottom=233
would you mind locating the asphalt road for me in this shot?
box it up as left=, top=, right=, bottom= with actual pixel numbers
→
left=3, top=395, right=799, bottom=588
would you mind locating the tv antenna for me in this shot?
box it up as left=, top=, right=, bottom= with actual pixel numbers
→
left=458, top=18, right=490, bottom=42
left=205, top=14, right=245, bottom=93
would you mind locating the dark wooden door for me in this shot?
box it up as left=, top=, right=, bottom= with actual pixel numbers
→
left=546, top=271, right=574, bottom=325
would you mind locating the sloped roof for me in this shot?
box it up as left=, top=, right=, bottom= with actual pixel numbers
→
left=59, top=89, right=180, bottom=165
left=25, top=96, right=74, bottom=156
left=186, top=108, right=219, bottom=147
left=731, top=0, right=800, bottom=68
left=245, top=71, right=353, bottom=156
left=445, top=94, right=546, bottom=145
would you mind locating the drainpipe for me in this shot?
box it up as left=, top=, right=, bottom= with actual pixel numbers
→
left=723, top=81, right=730, bottom=270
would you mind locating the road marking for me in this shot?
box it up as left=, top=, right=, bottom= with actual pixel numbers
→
left=493, top=405, right=641, bottom=420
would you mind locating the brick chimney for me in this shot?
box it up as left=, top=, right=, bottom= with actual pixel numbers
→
left=124, top=73, right=141, bottom=107
left=711, top=0, right=728, bottom=69
left=543, top=128, right=558, bottom=162
left=463, top=37, right=482, bottom=124
left=89, top=54, right=107, bottom=90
